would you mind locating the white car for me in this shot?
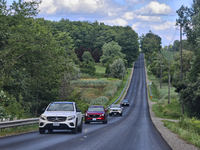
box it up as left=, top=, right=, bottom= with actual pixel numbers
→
left=109, top=104, right=123, bottom=116
left=39, top=101, right=83, bottom=134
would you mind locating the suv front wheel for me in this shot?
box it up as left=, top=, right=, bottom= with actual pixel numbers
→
left=71, top=120, right=78, bottom=134
left=77, top=118, right=83, bottom=132
left=39, top=128, right=45, bottom=134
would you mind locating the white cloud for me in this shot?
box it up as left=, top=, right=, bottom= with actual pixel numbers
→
left=122, top=12, right=134, bottom=20
left=108, top=12, right=117, bottom=17
left=37, top=0, right=125, bottom=16
left=150, top=21, right=176, bottom=30
left=131, top=22, right=140, bottom=30
left=135, top=1, right=173, bottom=15
left=122, top=12, right=162, bottom=22
left=137, top=15, right=162, bottom=22
left=103, top=18, right=128, bottom=26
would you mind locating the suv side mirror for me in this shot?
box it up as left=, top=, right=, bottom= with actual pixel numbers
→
left=77, top=109, right=82, bottom=112
left=42, top=108, right=45, bottom=112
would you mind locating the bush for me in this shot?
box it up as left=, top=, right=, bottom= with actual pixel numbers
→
left=110, top=59, right=126, bottom=79
left=90, top=96, right=109, bottom=105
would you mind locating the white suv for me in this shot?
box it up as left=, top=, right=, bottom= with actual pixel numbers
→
left=109, top=104, right=123, bottom=116
left=39, top=101, right=83, bottom=134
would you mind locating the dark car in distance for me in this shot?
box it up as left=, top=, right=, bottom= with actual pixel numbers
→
left=121, top=99, right=129, bottom=106
left=85, top=105, right=108, bottom=124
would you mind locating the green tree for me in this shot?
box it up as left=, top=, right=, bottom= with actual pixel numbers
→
left=180, top=75, right=200, bottom=117
left=140, top=31, right=162, bottom=62
left=110, top=59, right=126, bottom=79
left=100, top=41, right=125, bottom=64
left=80, top=51, right=96, bottom=75
left=82, top=51, right=94, bottom=63
left=116, top=26, right=139, bottom=67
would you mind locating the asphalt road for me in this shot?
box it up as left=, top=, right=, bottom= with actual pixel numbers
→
left=0, top=53, right=172, bottom=150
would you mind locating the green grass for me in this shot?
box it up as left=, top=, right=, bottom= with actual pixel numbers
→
left=147, top=68, right=181, bottom=119
left=152, top=99, right=182, bottom=119
left=0, top=124, right=38, bottom=137
left=95, top=63, right=106, bottom=73
left=163, top=120, right=200, bottom=148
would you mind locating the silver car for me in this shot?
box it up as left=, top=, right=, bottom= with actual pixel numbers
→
left=109, top=104, right=123, bottom=116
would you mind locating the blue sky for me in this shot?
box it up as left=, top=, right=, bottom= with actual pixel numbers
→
left=7, top=0, right=193, bottom=47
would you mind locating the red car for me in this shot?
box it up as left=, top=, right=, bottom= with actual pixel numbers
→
left=85, top=105, right=108, bottom=124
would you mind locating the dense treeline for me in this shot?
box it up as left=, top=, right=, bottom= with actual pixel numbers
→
left=0, top=0, right=139, bottom=118
left=35, top=18, right=139, bottom=66
left=142, top=0, right=200, bottom=118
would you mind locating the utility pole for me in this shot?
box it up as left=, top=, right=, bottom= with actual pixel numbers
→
left=168, top=46, right=170, bottom=104
left=180, top=25, right=184, bottom=114
left=157, top=53, right=159, bottom=78
left=160, top=52, right=162, bottom=89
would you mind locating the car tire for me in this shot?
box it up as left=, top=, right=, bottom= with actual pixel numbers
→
left=39, top=128, right=45, bottom=134
left=77, top=119, right=83, bottom=132
left=109, top=113, right=112, bottom=116
left=103, top=120, right=107, bottom=124
left=85, top=121, right=90, bottom=124
left=120, top=113, right=122, bottom=116
left=71, top=120, right=78, bottom=134
left=48, top=129, right=53, bottom=133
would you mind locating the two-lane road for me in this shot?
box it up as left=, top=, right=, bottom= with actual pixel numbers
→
left=0, top=53, right=172, bottom=150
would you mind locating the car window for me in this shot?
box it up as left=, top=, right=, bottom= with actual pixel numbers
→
left=111, top=105, right=120, bottom=108
left=47, top=103, right=74, bottom=111
left=88, top=107, right=104, bottom=111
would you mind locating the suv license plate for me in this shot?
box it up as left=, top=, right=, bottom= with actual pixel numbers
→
left=53, top=123, right=60, bottom=126
left=92, top=118, right=96, bottom=121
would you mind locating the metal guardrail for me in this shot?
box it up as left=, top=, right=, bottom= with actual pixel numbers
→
left=0, top=118, right=39, bottom=129
left=106, top=78, right=129, bottom=110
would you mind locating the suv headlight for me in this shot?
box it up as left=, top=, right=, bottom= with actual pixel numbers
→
left=100, top=114, right=104, bottom=116
left=40, top=115, right=46, bottom=120
left=68, top=115, right=75, bottom=120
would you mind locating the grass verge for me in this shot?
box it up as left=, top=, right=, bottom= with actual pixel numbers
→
left=163, top=119, right=200, bottom=148
left=0, top=124, right=38, bottom=137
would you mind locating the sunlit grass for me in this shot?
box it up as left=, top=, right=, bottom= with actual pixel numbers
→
left=0, top=124, right=38, bottom=137
left=163, top=120, right=200, bottom=148
left=95, top=63, right=106, bottom=73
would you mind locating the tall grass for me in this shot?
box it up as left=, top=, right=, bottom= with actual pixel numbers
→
left=148, top=73, right=181, bottom=119
left=95, top=63, right=106, bottom=73
left=163, top=116, right=200, bottom=148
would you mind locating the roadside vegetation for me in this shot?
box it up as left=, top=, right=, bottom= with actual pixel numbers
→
left=0, top=124, right=38, bottom=137
left=143, top=1, right=200, bottom=146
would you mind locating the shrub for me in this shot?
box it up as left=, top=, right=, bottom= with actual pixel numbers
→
left=90, top=96, right=109, bottom=105
left=110, top=59, right=126, bottom=79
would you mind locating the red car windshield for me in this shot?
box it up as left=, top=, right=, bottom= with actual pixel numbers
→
left=88, top=107, right=104, bottom=112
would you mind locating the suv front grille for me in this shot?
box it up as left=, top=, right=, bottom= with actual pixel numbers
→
left=88, top=115, right=100, bottom=118
left=47, top=117, right=67, bottom=122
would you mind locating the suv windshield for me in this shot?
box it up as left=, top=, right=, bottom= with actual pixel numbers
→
left=88, top=107, right=104, bottom=111
left=111, top=105, right=120, bottom=108
left=47, top=103, right=74, bottom=111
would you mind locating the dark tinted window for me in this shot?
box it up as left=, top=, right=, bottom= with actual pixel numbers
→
left=47, top=103, right=74, bottom=111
